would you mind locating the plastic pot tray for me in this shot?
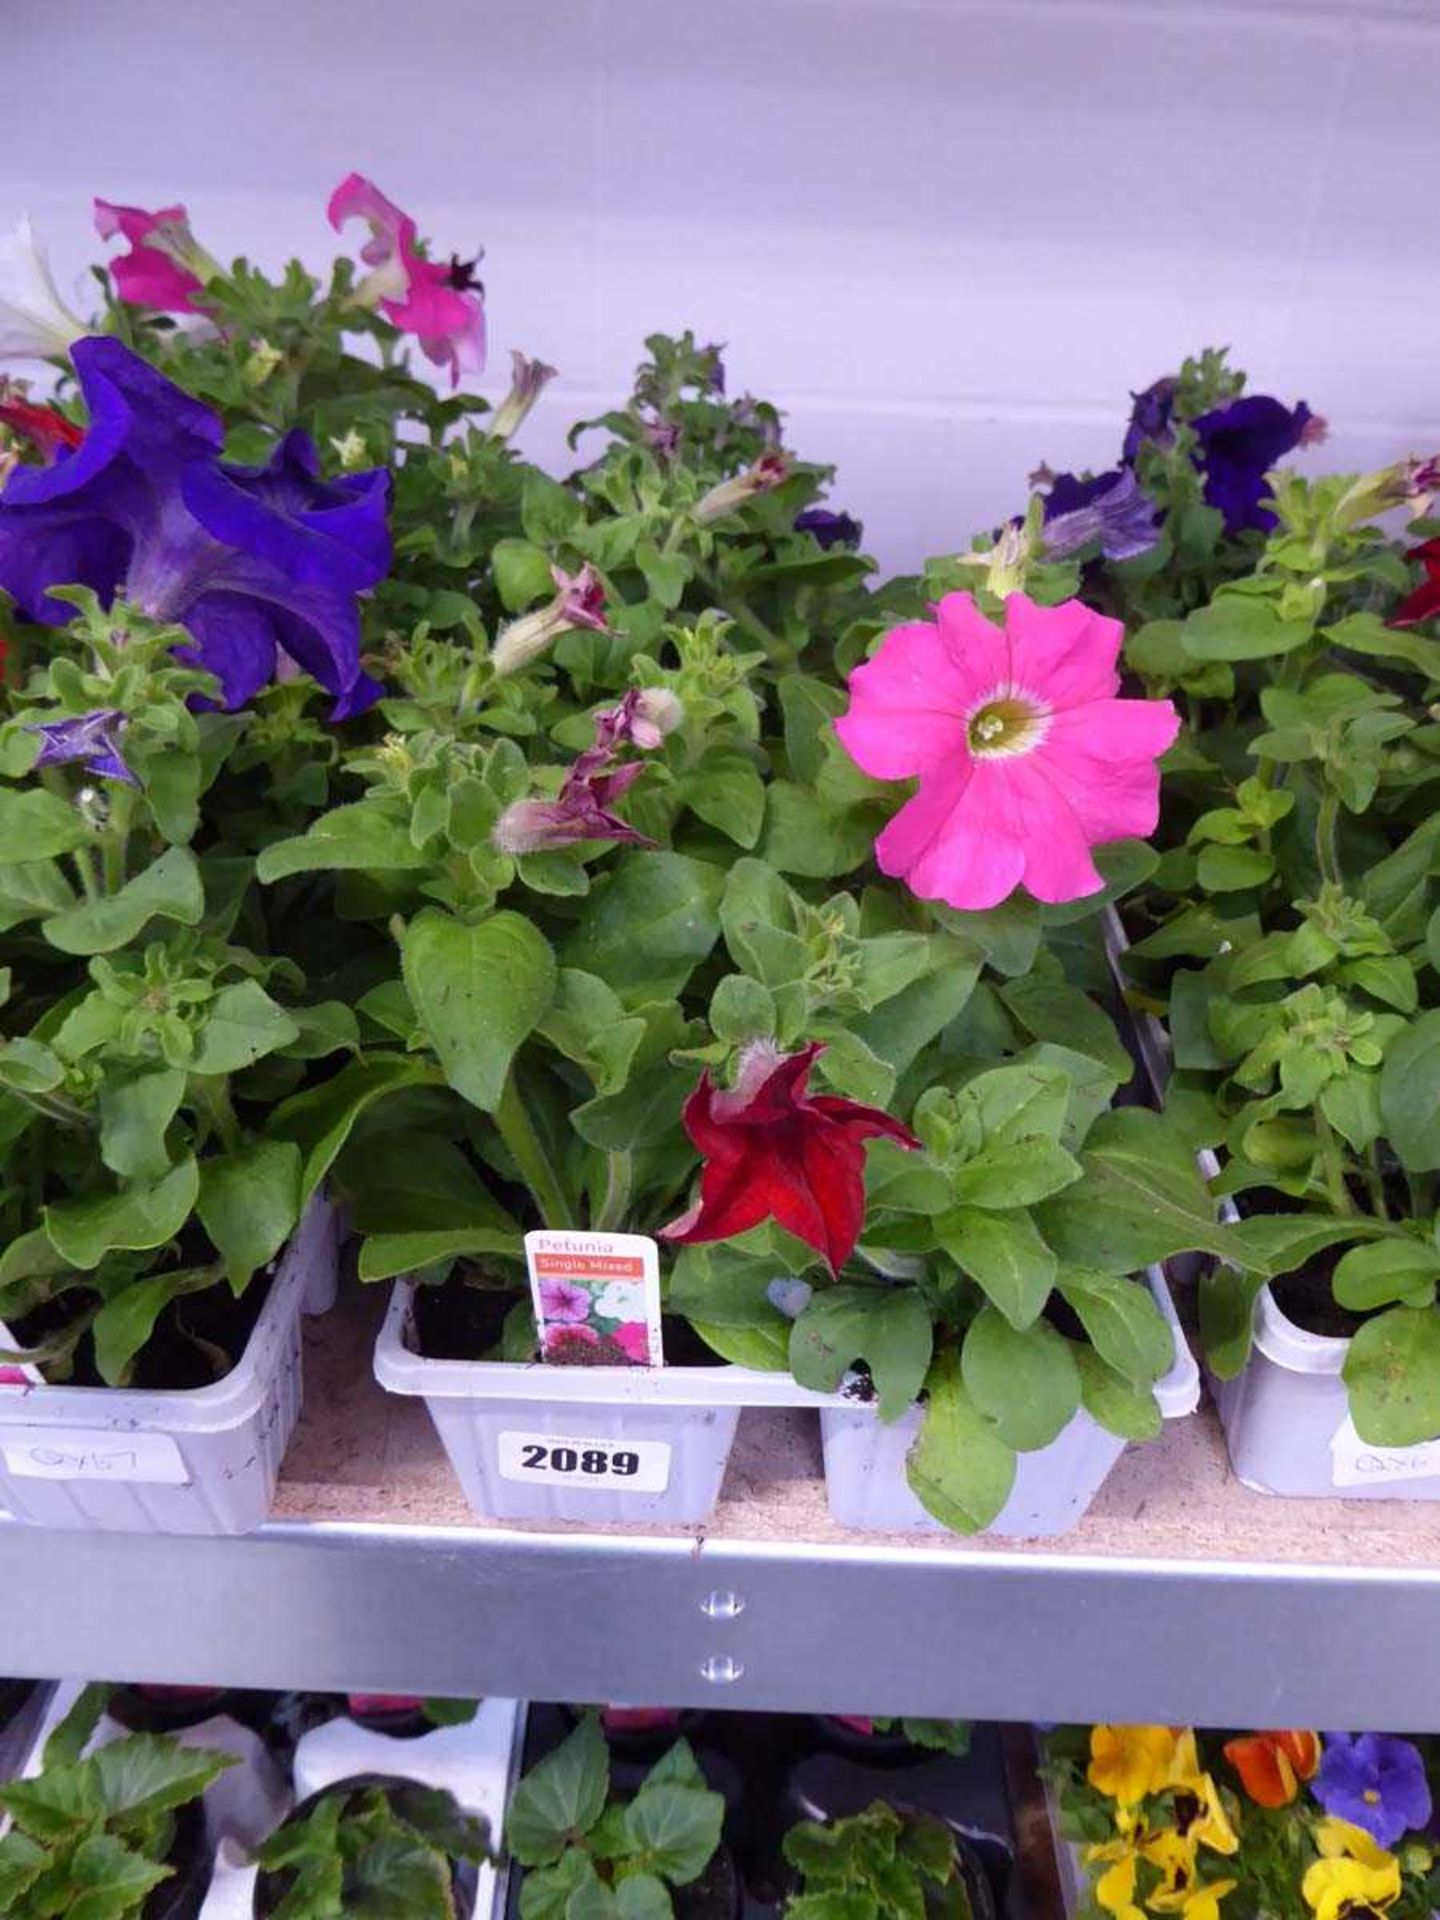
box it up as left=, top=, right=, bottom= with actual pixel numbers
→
left=375, top=1281, right=832, bottom=1526
left=818, top=1264, right=1199, bottom=1537
left=0, top=1198, right=337, bottom=1535
left=197, top=1697, right=521, bottom=1920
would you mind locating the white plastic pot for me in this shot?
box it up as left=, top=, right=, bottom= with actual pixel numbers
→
left=198, top=1697, right=521, bottom=1920
left=817, top=1266, right=1200, bottom=1537
left=0, top=1198, right=336, bottom=1535
left=374, top=1280, right=827, bottom=1526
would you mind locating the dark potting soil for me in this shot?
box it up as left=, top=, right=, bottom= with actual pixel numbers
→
left=1229, top=1189, right=1371, bottom=1340
left=251, top=1775, right=478, bottom=1920
left=11, top=1269, right=272, bottom=1391
left=413, top=1271, right=724, bottom=1368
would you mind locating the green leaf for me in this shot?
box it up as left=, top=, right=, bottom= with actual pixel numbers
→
left=852, top=958, right=981, bottom=1077
left=98, top=1065, right=184, bottom=1182
left=934, top=1207, right=1056, bottom=1330
left=45, top=1157, right=200, bottom=1270
left=615, top=1873, right=675, bottom=1919
left=1179, top=594, right=1314, bottom=661
left=905, top=1349, right=1016, bottom=1533
left=1343, top=1307, right=1440, bottom=1446
left=0, top=786, right=91, bottom=860
left=622, top=1780, right=725, bottom=1883
left=507, top=1716, right=610, bottom=1867
left=1380, top=1011, right=1440, bottom=1172
left=708, top=974, right=777, bottom=1045
left=403, top=908, right=556, bottom=1114
left=520, top=1854, right=601, bottom=1919
left=1056, top=1268, right=1175, bottom=1384
left=761, top=783, right=885, bottom=879
left=256, top=801, right=431, bottom=880
left=1074, top=1345, right=1163, bottom=1442
left=1333, top=1239, right=1440, bottom=1313
left=948, top=1139, right=1082, bottom=1210
left=1196, top=844, right=1274, bottom=891
left=43, top=846, right=204, bottom=956
left=190, top=980, right=300, bottom=1074
left=641, top=1741, right=709, bottom=1794
left=358, top=1229, right=520, bottom=1281
left=272, top=1055, right=442, bottom=1203
left=961, top=1309, right=1081, bottom=1451
left=89, top=1731, right=234, bottom=1820
left=996, top=977, right=1132, bottom=1082
left=66, top=1832, right=171, bottom=1920
left=197, top=1141, right=303, bottom=1289
left=681, top=749, right=765, bottom=849
left=92, top=1264, right=219, bottom=1385
left=493, top=536, right=557, bottom=610
left=1033, top=1109, right=1224, bottom=1273
left=789, top=1286, right=933, bottom=1421
left=0, top=858, right=74, bottom=931
left=0, top=1829, right=45, bottom=1910
left=778, top=674, right=847, bottom=786
left=563, top=853, right=722, bottom=1005
left=1221, top=1212, right=1398, bottom=1281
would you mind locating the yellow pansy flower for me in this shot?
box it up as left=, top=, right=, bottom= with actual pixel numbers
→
left=1303, top=1821, right=1401, bottom=1920
left=1090, top=1844, right=1146, bottom=1920
left=1090, top=1727, right=1191, bottom=1804
left=1169, top=1772, right=1241, bottom=1857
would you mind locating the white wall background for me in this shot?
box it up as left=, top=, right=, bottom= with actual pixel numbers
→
left=6, top=0, right=1438, bottom=573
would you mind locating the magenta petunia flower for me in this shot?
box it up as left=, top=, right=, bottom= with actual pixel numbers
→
left=836, top=592, right=1180, bottom=911
left=94, top=200, right=212, bottom=314
left=328, top=173, right=484, bottom=387
left=543, top=1324, right=600, bottom=1360
left=538, top=1277, right=592, bottom=1325
left=610, top=1321, right=652, bottom=1364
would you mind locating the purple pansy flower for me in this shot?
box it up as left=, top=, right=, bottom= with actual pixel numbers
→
left=1191, top=393, right=1315, bottom=535
left=538, top=1278, right=592, bottom=1325
left=1312, top=1733, right=1432, bottom=1847
left=29, top=708, right=136, bottom=785
left=0, top=338, right=390, bottom=718
left=1042, top=468, right=1160, bottom=562
left=795, top=507, right=862, bottom=550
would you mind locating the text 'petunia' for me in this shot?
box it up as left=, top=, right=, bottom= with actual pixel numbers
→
left=836, top=592, right=1180, bottom=911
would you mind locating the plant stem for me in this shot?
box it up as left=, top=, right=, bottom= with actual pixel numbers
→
left=495, top=1072, right=573, bottom=1229
left=1314, top=785, right=1343, bottom=888
left=10, top=1086, right=95, bottom=1132
left=1363, top=1143, right=1390, bottom=1221
left=1314, top=1110, right=1353, bottom=1217
left=595, top=1151, right=632, bottom=1233
left=192, top=1077, right=242, bottom=1153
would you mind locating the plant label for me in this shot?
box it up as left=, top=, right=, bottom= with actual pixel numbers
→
left=1, top=1425, right=191, bottom=1484
left=524, top=1229, right=664, bottom=1367
left=1330, top=1417, right=1440, bottom=1489
left=497, top=1430, right=671, bottom=1492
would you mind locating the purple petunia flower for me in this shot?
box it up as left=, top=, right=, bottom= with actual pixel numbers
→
left=1191, top=393, right=1315, bottom=535
left=1042, top=468, right=1160, bottom=563
left=0, top=338, right=390, bottom=718
left=1312, top=1733, right=1432, bottom=1847
left=538, top=1279, right=592, bottom=1326
left=795, top=507, right=863, bottom=551
left=1121, top=376, right=1178, bottom=464
left=1042, top=469, right=1122, bottom=519
left=29, top=707, right=136, bottom=785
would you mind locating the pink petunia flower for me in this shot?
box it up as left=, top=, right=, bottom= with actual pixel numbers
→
left=835, top=592, right=1179, bottom=912
left=94, top=200, right=213, bottom=314
left=543, top=1324, right=600, bottom=1360
left=610, top=1321, right=653, bottom=1365
left=327, top=172, right=484, bottom=387
left=538, top=1277, right=592, bottom=1325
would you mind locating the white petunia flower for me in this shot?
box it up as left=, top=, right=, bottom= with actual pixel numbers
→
left=0, top=217, right=87, bottom=363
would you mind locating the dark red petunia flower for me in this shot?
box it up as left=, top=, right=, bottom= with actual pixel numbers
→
left=660, top=1041, right=919, bottom=1274
left=1390, top=536, right=1440, bottom=628
left=0, top=396, right=83, bottom=462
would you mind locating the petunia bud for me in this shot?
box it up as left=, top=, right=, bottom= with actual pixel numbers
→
left=490, top=564, right=608, bottom=677
left=488, top=350, right=558, bottom=441
left=1337, top=455, right=1440, bottom=528
left=0, top=217, right=87, bottom=363
left=694, top=451, right=791, bottom=524
left=630, top=687, right=684, bottom=747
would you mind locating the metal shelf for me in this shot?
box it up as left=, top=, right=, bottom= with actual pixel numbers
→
left=3, top=1292, right=1440, bottom=1727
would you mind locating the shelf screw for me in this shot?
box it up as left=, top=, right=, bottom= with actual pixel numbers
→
left=699, top=1654, right=745, bottom=1686
left=700, top=1589, right=745, bottom=1619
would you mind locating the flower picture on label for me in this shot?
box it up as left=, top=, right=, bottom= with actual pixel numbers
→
left=525, top=1233, right=663, bottom=1368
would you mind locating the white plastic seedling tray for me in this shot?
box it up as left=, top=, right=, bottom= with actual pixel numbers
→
left=375, top=1280, right=831, bottom=1525
left=198, top=1697, right=521, bottom=1920
left=0, top=1199, right=337, bottom=1535
left=819, top=1265, right=1200, bottom=1537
